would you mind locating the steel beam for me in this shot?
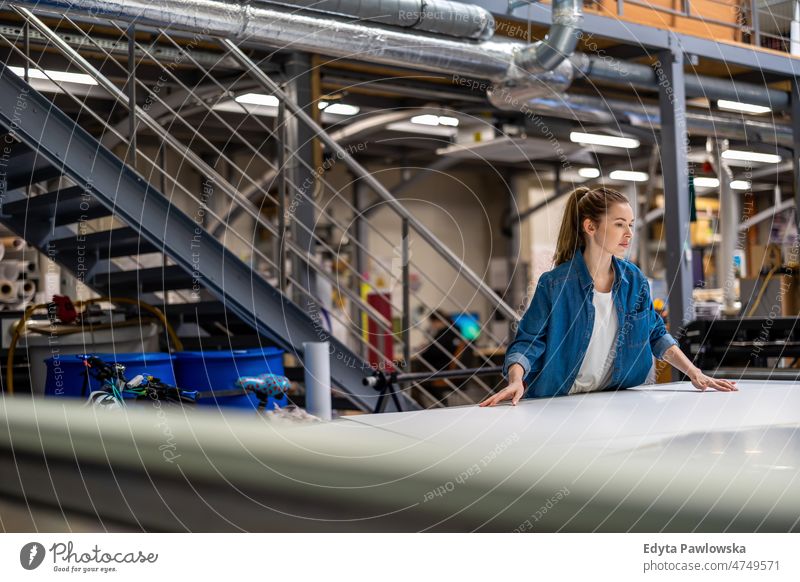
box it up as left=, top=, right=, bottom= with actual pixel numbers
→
left=657, top=47, right=693, bottom=380
left=793, top=77, right=800, bottom=235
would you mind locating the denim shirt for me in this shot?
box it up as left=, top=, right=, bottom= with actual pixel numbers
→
left=504, top=248, right=678, bottom=398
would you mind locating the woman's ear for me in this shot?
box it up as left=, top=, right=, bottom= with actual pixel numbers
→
left=582, top=217, right=595, bottom=236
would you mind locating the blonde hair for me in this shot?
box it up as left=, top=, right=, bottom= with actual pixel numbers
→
left=553, top=185, right=629, bottom=266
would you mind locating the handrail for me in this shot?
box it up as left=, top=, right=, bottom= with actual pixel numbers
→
left=220, top=38, right=520, bottom=324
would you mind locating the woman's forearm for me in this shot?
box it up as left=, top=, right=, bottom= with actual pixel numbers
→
left=660, top=344, right=700, bottom=379
left=508, top=363, right=525, bottom=384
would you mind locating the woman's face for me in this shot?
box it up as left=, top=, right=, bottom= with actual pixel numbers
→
left=583, top=202, right=634, bottom=256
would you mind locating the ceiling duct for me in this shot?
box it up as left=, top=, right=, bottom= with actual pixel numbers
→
left=19, top=0, right=792, bottom=143
left=251, top=0, right=495, bottom=40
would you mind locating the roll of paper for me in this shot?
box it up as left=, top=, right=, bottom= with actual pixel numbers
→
left=0, top=279, right=17, bottom=303
left=17, top=280, right=35, bottom=303
left=1, top=237, right=26, bottom=251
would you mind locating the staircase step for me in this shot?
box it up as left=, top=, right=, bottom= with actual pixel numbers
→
left=90, top=265, right=194, bottom=294
left=4, top=150, right=61, bottom=190
left=49, top=226, right=158, bottom=259
left=2, top=185, right=112, bottom=225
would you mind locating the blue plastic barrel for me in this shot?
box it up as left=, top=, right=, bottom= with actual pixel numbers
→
left=172, top=347, right=286, bottom=409
left=44, top=352, right=176, bottom=398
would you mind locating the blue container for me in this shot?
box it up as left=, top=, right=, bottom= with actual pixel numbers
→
left=172, top=348, right=286, bottom=410
left=44, top=352, right=176, bottom=398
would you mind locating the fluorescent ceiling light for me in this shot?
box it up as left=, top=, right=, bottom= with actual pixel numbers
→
left=693, top=177, right=720, bottom=188
left=410, top=114, right=439, bottom=126
left=722, top=149, right=781, bottom=163
left=9, top=66, right=97, bottom=85
left=235, top=93, right=279, bottom=107
left=578, top=167, right=600, bottom=178
left=717, top=99, right=771, bottom=115
left=388, top=121, right=458, bottom=137
left=570, top=131, right=639, bottom=149
left=410, top=114, right=459, bottom=127
left=321, top=103, right=360, bottom=115
left=609, top=170, right=648, bottom=182
left=730, top=180, right=751, bottom=190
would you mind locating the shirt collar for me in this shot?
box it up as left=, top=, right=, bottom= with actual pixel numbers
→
left=574, top=247, right=629, bottom=291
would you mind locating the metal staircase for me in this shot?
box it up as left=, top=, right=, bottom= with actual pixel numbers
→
left=0, top=5, right=519, bottom=411
left=0, top=85, right=410, bottom=412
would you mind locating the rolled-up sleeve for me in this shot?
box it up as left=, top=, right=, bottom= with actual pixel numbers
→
left=503, top=275, right=551, bottom=380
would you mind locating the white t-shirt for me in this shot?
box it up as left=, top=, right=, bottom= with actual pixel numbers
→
left=569, top=290, right=618, bottom=394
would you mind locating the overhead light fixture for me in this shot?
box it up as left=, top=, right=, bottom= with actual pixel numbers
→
left=578, top=167, right=600, bottom=178
left=410, top=114, right=459, bottom=127
left=235, top=93, right=279, bottom=107
left=609, top=170, right=648, bottom=182
left=693, top=177, right=720, bottom=188
left=722, top=149, right=781, bottom=163
left=320, top=103, right=360, bottom=116
left=717, top=99, right=771, bottom=115
left=730, top=180, right=751, bottom=190
left=10, top=65, right=97, bottom=85
left=570, top=131, right=640, bottom=149
left=410, top=114, right=439, bottom=126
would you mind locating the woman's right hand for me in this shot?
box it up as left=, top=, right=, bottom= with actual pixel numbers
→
left=479, top=378, right=525, bottom=407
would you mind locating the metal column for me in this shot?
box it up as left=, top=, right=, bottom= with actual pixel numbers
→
left=657, top=47, right=693, bottom=379
left=712, top=139, right=739, bottom=316
left=508, top=172, right=527, bottom=315
left=284, top=52, right=318, bottom=305
left=792, top=77, right=800, bottom=235
left=352, top=177, right=369, bottom=360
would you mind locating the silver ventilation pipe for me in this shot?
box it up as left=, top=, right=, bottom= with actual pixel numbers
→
left=570, top=53, right=788, bottom=110
left=20, top=1, right=790, bottom=127
left=488, top=0, right=583, bottom=108
left=23, top=0, right=527, bottom=82
left=515, top=0, right=583, bottom=74
left=251, top=0, right=495, bottom=40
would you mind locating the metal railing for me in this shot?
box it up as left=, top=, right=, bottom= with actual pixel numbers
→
left=519, top=0, right=800, bottom=54
left=0, top=5, right=520, bottom=407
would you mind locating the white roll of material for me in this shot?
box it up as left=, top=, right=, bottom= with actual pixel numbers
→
left=0, top=279, right=17, bottom=303
left=0, top=260, right=35, bottom=281
left=1, top=237, right=26, bottom=251
left=302, top=341, right=332, bottom=421
left=17, top=280, right=35, bottom=303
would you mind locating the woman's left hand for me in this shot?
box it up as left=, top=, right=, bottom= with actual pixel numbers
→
left=688, top=369, right=738, bottom=392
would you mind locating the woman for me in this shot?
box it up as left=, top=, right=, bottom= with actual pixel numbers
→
left=481, top=186, right=737, bottom=407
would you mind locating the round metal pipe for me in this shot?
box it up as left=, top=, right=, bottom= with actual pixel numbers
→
left=571, top=53, right=789, bottom=110
left=515, top=0, right=583, bottom=74
left=253, top=0, right=495, bottom=40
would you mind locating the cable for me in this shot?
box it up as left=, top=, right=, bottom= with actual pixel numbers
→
left=5, top=297, right=182, bottom=395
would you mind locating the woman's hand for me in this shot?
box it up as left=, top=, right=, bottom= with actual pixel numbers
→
left=479, top=379, right=525, bottom=407
left=688, top=369, right=738, bottom=392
